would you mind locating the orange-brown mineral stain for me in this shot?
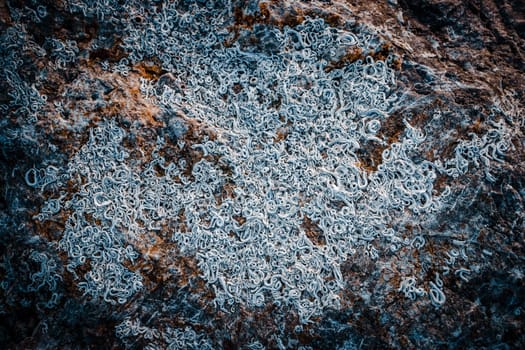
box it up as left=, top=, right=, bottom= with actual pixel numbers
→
left=302, top=215, right=326, bottom=246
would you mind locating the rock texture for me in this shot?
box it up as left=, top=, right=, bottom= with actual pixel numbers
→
left=0, top=0, right=524, bottom=349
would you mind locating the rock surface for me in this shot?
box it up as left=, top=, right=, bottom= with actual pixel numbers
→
left=0, top=0, right=524, bottom=349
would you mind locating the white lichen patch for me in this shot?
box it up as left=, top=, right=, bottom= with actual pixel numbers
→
left=29, top=0, right=517, bottom=326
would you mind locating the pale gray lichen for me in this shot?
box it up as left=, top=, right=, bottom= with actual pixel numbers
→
left=29, top=0, right=518, bottom=324
left=21, top=2, right=519, bottom=347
